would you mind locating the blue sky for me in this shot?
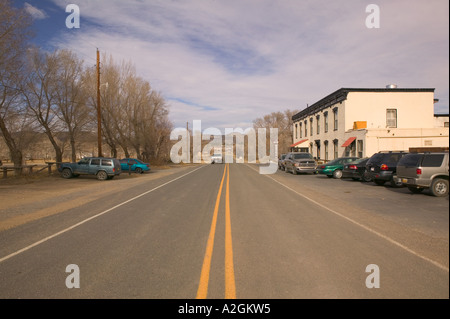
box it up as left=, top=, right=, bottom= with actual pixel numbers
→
left=13, top=0, right=450, bottom=130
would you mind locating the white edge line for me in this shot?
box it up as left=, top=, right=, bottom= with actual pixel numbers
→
left=0, top=165, right=206, bottom=264
left=245, top=164, right=449, bottom=273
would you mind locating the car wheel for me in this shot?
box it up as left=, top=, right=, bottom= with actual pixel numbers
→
left=407, top=186, right=424, bottom=194
left=361, top=172, right=372, bottom=183
left=61, top=168, right=72, bottom=179
left=430, top=178, right=449, bottom=197
left=374, top=179, right=385, bottom=186
left=292, top=168, right=298, bottom=175
left=390, top=175, right=403, bottom=188
left=332, top=169, right=343, bottom=179
left=135, top=167, right=143, bottom=174
left=97, top=170, right=108, bottom=181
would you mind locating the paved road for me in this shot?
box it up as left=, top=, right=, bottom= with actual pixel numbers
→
left=0, top=163, right=448, bottom=299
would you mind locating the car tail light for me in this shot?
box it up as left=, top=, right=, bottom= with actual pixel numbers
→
left=348, top=165, right=357, bottom=170
left=113, top=168, right=115, bottom=172
left=416, top=168, right=422, bottom=175
left=320, top=165, right=325, bottom=169
left=380, top=164, right=388, bottom=170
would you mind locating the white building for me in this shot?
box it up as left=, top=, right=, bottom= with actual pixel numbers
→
left=291, top=86, right=449, bottom=161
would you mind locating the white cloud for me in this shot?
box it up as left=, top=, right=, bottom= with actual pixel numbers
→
left=24, top=2, right=48, bottom=20
left=49, top=0, right=449, bottom=128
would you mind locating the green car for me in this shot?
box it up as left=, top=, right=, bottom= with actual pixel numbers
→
left=316, top=157, right=360, bottom=179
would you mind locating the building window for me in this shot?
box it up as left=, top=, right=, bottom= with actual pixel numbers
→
left=333, top=107, right=338, bottom=131
left=310, top=118, right=313, bottom=136
left=295, top=123, right=298, bottom=139
left=316, top=115, right=320, bottom=134
left=445, top=122, right=449, bottom=127
left=315, top=140, right=321, bottom=159
left=386, top=109, right=397, bottom=128
left=304, top=120, right=308, bottom=137
left=324, top=111, right=328, bottom=133
left=324, top=141, right=328, bottom=160
left=357, top=140, right=363, bottom=158
left=333, top=139, right=339, bottom=159
left=299, top=122, right=302, bottom=138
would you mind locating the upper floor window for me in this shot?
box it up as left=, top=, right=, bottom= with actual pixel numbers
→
left=310, top=118, right=313, bottom=136
left=386, top=109, right=397, bottom=128
left=304, top=120, right=308, bottom=136
left=333, top=108, right=338, bottom=131
left=299, top=122, right=302, bottom=138
left=316, top=115, right=320, bottom=134
left=295, top=123, right=298, bottom=139
left=324, top=111, right=328, bottom=133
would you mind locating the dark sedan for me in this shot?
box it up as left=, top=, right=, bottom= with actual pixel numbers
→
left=342, top=157, right=372, bottom=182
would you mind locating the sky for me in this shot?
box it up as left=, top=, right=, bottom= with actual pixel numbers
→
left=12, top=0, right=450, bottom=131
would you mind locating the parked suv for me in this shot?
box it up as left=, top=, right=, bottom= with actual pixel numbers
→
left=58, top=157, right=122, bottom=180
left=283, top=152, right=317, bottom=175
left=366, top=151, right=409, bottom=187
left=397, top=152, right=449, bottom=197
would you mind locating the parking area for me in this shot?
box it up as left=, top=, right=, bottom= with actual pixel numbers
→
left=273, top=168, right=449, bottom=240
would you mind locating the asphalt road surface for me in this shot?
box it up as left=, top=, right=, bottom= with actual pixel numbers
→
left=0, top=163, right=448, bottom=299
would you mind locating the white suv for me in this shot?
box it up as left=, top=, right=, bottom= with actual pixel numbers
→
left=211, top=154, right=223, bottom=164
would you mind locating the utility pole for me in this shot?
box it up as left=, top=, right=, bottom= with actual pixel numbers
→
left=96, top=48, right=102, bottom=157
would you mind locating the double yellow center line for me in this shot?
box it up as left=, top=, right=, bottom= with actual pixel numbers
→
left=196, top=163, right=236, bottom=299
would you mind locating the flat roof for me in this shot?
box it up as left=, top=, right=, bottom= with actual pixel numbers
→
left=292, top=87, right=435, bottom=121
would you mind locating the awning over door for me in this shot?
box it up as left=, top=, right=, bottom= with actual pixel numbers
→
left=341, top=137, right=356, bottom=147
left=290, top=139, right=308, bottom=147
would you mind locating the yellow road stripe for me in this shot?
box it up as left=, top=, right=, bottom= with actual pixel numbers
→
left=225, top=163, right=236, bottom=299
left=196, top=164, right=227, bottom=299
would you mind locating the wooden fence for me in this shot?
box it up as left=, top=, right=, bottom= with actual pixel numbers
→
left=0, top=162, right=62, bottom=179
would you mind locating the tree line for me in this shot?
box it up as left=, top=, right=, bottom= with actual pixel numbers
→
left=0, top=1, right=173, bottom=171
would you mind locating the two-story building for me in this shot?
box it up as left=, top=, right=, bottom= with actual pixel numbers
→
left=290, top=86, right=449, bottom=161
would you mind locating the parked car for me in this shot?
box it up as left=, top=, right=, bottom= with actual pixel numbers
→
left=58, top=157, right=121, bottom=180
left=211, top=154, right=223, bottom=164
left=119, top=158, right=151, bottom=174
left=397, top=152, right=449, bottom=197
left=278, top=154, right=287, bottom=170
left=283, top=152, right=317, bottom=175
left=366, top=151, right=409, bottom=187
left=342, top=157, right=372, bottom=182
left=316, top=157, right=360, bottom=179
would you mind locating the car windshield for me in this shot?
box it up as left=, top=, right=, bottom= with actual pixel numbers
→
left=293, top=153, right=312, bottom=159
left=325, top=159, right=340, bottom=165
left=398, top=154, right=422, bottom=167
left=351, top=157, right=368, bottom=164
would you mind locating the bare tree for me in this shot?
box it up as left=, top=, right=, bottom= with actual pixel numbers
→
left=253, top=109, right=299, bottom=154
left=22, top=48, right=65, bottom=163
left=52, top=49, right=90, bottom=161
left=0, top=0, right=34, bottom=171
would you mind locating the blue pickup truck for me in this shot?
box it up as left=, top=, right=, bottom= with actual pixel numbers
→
left=58, top=157, right=122, bottom=180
